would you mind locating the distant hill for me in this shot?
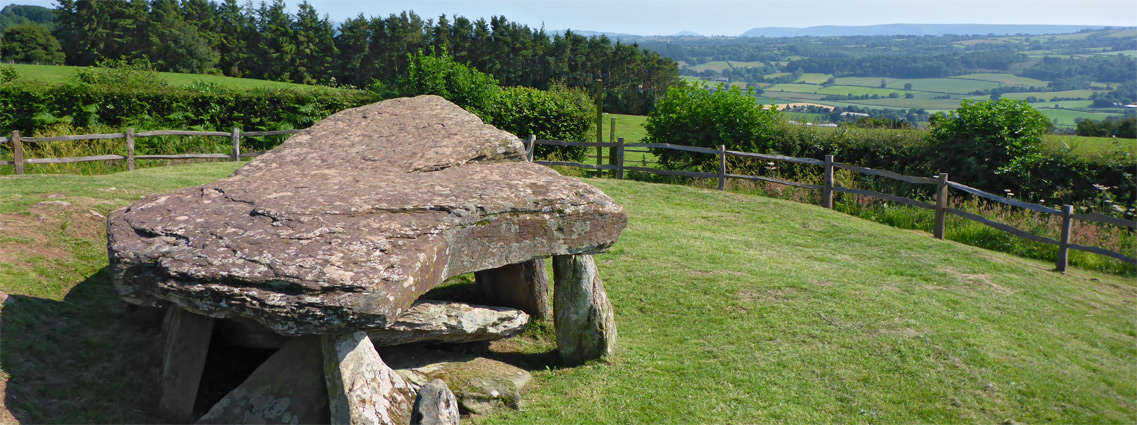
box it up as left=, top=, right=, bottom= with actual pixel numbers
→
left=673, top=30, right=701, bottom=37
left=740, top=24, right=1109, bottom=37
left=0, top=4, right=55, bottom=32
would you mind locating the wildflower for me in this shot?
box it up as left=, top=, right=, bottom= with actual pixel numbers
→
left=1092, top=184, right=1110, bottom=191
left=1112, top=205, right=1124, bottom=213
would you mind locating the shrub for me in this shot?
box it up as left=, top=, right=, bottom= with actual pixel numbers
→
left=480, top=85, right=594, bottom=161
left=644, top=82, right=779, bottom=170
left=392, top=49, right=499, bottom=115
left=928, top=99, right=1050, bottom=193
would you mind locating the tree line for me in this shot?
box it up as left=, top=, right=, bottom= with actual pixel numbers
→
left=7, top=1, right=679, bottom=114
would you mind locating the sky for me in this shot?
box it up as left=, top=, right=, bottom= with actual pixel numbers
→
left=9, top=0, right=1137, bottom=36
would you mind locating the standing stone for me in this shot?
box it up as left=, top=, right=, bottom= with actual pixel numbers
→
left=411, top=379, right=459, bottom=425
left=160, top=307, right=215, bottom=422
left=552, top=254, right=617, bottom=365
left=474, top=258, right=550, bottom=319
left=322, top=332, right=416, bottom=425
left=196, top=336, right=330, bottom=425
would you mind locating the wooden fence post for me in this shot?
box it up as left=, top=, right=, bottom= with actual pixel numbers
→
left=717, top=145, right=726, bottom=191
left=608, top=117, right=616, bottom=177
left=527, top=135, right=536, bottom=162
left=822, top=155, right=834, bottom=208
left=594, top=79, right=603, bottom=175
left=11, top=130, right=23, bottom=175
left=934, top=173, right=948, bottom=239
left=126, top=128, right=135, bottom=171
left=231, top=128, right=240, bottom=161
left=1057, top=204, right=1073, bottom=272
left=616, top=137, right=624, bottom=180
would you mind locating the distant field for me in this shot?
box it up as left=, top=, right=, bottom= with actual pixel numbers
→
left=833, top=77, right=896, bottom=87
left=1094, top=49, right=1137, bottom=57
left=1037, top=108, right=1125, bottom=128
left=796, top=73, right=833, bottom=84
left=884, top=78, right=997, bottom=94
left=1044, top=134, right=1137, bottom=155
left=768, top=84, right=900, bottom=97
left=684, top=60, right=765, bottom=72
left=764, top=72, right=792, bottom=80
left=842, top=97, right=965, bottom=110
left=1002, top=89, right=1100, bottom=101
left=1031, top=100, right=1094, bottom=109
left=952, top=73, right=1048, bottom=88
left=7, top=64, right=323, bottom=91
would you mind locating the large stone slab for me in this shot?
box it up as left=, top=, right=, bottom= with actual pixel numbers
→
left=107, top=95, right=627, bottom=335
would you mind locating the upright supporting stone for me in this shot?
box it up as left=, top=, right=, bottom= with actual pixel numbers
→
left=552, top=254, right=617, bottom=365
left=474, top=259, right=550, bottom=319
left=159, top=307, right=215, bottom=422
left=322, top=332, right=416, bottom=425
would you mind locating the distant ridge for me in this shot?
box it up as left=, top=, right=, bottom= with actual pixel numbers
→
left=673, top=30, right=701, bottom=37
left=740, top=24, right=1110, bottom=37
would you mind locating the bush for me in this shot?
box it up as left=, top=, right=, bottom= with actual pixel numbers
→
left=392, top=49, right=499, bottom=115
left=644, top=82, right=778, bottom=170
left=928, top=99, right=1050, bottom=193
left=480, top=85, right=594, bottom=161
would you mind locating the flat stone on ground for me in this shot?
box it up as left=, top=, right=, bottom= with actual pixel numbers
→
left=381, top=346, right=531, bottom=415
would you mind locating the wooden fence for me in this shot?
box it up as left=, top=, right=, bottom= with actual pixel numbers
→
left=1, top=129, right=1132, bottom=270
left=524, top=137, right=1137, bottom=271
left=0, top=128, right=300, bottom=174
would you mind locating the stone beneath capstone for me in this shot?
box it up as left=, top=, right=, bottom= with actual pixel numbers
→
left=106, top=95, right=627, bottom=336
left=368, top=300, right=529, bottom=347
left=552, top=254, right=617, bottom=365
left=411, top=379, right=460, bottom=425
left=216, top=300, right=530, bottom=349
left=196, top=336, right=330, bottom=425
left=381, top=346, right=531, bottom=415
left=322, top=332, right=416, bottom=425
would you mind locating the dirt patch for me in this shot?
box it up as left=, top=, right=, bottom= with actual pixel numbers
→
left=0, top=196, right=110, bottom=274
left=958, top=273, right=1011, bottom=294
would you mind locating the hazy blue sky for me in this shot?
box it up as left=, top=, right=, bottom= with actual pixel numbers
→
left=12, top=0, right=1137, bottom=36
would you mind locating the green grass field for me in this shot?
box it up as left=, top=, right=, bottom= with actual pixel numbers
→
left=1, top=163, right=1133, bottom=424
left=950, top=74, right=1046, bottom=87
left=884, top=78, right=998, bottom=94
left=683, top=60, right=766, bottom=73
left=796, top=73, right=833, bottom=84
left=1002, top=89, right=1101, bottom=101
left=7, top=64, right=323, bottom=91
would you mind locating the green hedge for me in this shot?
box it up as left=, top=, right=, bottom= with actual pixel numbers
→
left=765, top=124, right=1135, bottom=211
left=480, top=85, right=594, bottom=161
left=0, top=80, right=380, bottom=151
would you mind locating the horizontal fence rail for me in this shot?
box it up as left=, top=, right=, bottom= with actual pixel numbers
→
left=528, top=137, right=1136, bottom=271
left=1, top=128, right=301, bottom=173
left=4, top=130, right=1134, bottom=271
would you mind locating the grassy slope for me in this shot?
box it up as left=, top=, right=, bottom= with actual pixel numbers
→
left=8, top=63, right=322, bottom=91
left=1, top=163, right=1134, bottom=424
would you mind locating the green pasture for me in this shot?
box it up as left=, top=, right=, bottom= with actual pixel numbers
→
left=796, top=73, right=833, bottom=84
left=6, top=64, right=323, bottom=91
left=1037, top=108, right=1127, bottom=128
left=1, top=164, right=1133, bottom=424
left=1002, top=89, right=1100, bottom=101
left=833, top=77, right=896, bottom=87
left=768, top=84, right=900, bottom=97
left=884, top=78, right=997, bottom=94
left=951, top=73, right=1048, bottom=88
left=683, top=60, right=766, bottom=73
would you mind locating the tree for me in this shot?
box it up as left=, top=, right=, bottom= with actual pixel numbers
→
left=1, top=23, right=64, bottom=64
left=928, top=99, right=1050, bottom=195
left=393, top=48, right=499, bottom=114
left=148, top=0, right=218, bottom=73
left=903, top=82, right=912, bottom=90
left=644, top=82, right=779, bottom=171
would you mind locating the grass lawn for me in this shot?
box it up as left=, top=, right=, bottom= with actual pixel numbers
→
left=7, top=64, right=324, bottom=91
left=796, top=73, right=833, bottom=84
left=1, top=163, right=1134, bottom=424
left=1037, top=108, right=1128, bottom=128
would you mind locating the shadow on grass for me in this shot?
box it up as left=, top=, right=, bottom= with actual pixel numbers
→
left=1, top=267, right=168, bottom=424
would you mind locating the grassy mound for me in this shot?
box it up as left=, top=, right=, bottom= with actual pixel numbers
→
left=0, top=163, right=1132, bottom=424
